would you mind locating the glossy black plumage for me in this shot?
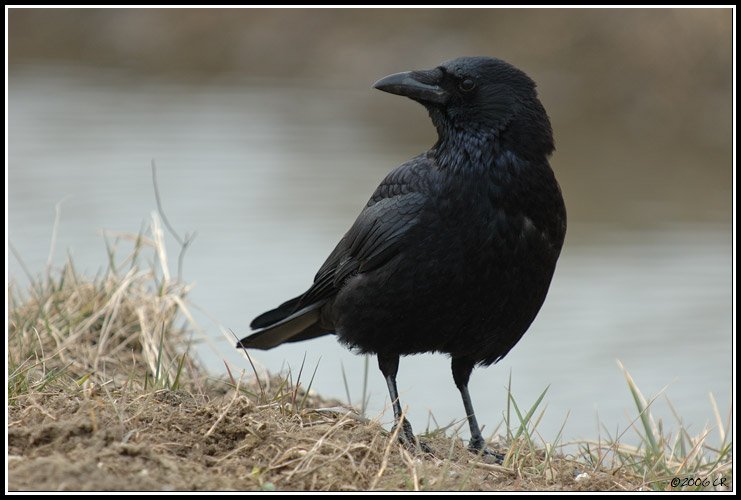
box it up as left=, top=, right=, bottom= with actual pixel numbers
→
left=237, top=56, right=566, bottom=455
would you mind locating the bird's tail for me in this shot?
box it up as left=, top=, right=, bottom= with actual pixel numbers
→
left=237, top=296, right=331, bottom=350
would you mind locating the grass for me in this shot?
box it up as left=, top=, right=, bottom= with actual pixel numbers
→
left=7, top=217, right=733, bottom=491
left=573, top=361, right=733, bottom=491
left=8, top=215, right=200, bottom=401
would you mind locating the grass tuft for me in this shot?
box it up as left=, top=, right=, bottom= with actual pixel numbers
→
left=8, top=213, right=200, bottom=401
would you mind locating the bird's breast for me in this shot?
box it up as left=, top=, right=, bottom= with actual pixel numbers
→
left=423, top=159, right=564, bottom=275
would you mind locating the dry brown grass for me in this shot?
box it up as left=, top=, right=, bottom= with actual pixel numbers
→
left=8, top=215, right=199, bottom=397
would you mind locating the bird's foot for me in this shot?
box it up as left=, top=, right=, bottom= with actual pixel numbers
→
left=393, top=419, right=433, bottom=454
left=468, top=437, right=504, bottom=464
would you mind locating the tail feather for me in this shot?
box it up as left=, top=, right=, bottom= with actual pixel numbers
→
left=283, top=321, right=331, bottom=344
left=250, top=296, right=302, bottom=329
left=238, top=300, right=330, bottom=350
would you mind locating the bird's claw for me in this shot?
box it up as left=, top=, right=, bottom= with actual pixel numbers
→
left=469, top=446, right=504, bottom=464
left=468, top=438, right=504, bottom=464
left=393, top=419, right=433, bottom=454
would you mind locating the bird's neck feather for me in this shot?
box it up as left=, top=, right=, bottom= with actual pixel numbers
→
left=432, top=125, right=502, bottom=174
left=428, top=103, right=554, bottom=173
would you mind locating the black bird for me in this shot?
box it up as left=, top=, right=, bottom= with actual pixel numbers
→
left=237, top=56, right=566, bottom=456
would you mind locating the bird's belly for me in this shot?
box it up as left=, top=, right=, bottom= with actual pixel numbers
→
left=332, top=224, right=558, bottom=365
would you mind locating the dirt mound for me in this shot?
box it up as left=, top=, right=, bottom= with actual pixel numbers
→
left=10, top=385, right=567, bottom=491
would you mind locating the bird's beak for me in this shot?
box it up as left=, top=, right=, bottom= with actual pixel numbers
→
left=373, top=69, right=449, bottom=105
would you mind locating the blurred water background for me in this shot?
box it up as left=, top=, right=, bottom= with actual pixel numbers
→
left=8, top=8, right=732, bottom=446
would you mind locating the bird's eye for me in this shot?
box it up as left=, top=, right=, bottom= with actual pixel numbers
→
left=459, top=79, right=476, bottom=92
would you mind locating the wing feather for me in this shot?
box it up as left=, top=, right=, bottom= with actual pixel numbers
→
left=295, top=155, right=432, bottom=309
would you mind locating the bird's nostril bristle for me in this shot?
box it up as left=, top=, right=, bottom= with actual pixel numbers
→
left=410, top=68, right=443, bottom=85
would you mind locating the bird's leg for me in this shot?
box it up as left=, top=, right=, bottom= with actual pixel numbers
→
left=377, top=353, right=431, bottom=453
left=451, top=357, right=504, bottom=463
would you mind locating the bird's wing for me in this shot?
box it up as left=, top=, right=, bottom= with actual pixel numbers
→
left=297, top=157, right=430, bottom=308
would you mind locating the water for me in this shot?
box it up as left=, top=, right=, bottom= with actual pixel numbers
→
left=8, top=65, right=732, bottom=447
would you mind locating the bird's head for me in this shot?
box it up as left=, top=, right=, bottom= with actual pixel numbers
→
left=373, top=56, right=554, bottom=160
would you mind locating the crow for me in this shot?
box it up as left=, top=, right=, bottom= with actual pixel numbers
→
left=237, top=56, right=567, bottom=457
